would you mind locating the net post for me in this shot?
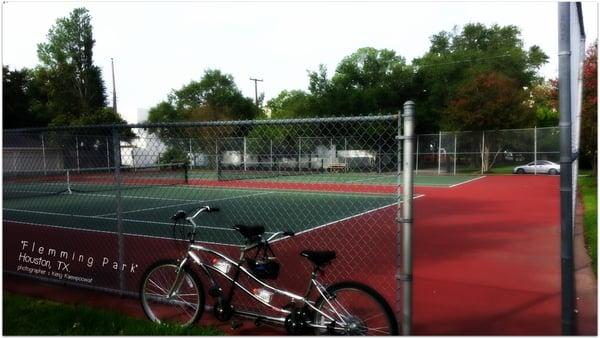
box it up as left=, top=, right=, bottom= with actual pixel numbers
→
left=66, top=169, right=72, bottom=194
left=112, top=127, right=125, bottom=297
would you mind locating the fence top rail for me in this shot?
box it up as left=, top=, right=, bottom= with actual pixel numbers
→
left=4, top=114, right=399, bottom=133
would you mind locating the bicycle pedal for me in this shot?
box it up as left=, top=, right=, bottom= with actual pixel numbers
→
left=230, top=320, right=243, bottom=330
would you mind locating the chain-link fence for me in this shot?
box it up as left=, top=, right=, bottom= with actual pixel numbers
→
left=1, top=117, right=560, bottom=332
left=3, top=115, right=405, bottom=322
left=416, top=127, right=559, bottom=175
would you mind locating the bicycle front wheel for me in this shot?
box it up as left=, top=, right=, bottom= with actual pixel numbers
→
left=140, top=260, right=204, bottom=327
left=313, top=281, right=398, bottom=335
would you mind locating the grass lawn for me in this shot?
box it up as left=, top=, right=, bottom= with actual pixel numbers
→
left=3, top=293, right=222, bottom=335
left=579, top=173, right=597, bottom=275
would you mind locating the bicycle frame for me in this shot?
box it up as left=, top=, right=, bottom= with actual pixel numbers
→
left=168, top=207, right=341, bottom=328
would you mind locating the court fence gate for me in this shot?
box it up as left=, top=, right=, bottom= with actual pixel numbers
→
left=3, top=112, right=419, bottom=332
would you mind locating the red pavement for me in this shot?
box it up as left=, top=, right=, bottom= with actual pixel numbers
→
left=3, top=175, right=597, bottom=335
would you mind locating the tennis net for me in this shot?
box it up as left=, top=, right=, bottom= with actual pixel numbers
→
left=3, top=163, right=188, bottom=200
left=217, top=160, right=325, bottom=181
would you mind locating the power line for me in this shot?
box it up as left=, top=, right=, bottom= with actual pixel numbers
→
left=416, top=53, right=512, bottom=69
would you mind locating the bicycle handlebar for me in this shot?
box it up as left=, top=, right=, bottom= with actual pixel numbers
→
left=188, top=205, right=219, bottom=221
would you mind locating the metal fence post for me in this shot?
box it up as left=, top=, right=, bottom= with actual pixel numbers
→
left=453, top=133, right=457, bottom=175
left=270, top=139, right=273, bottom=168
left=415, top=135, right=419, bottom=175
left=112, top=127, right=125, bottom=296
left=75, top=136, right=80, bottom=172
left=437, top=131, right=442, bottom=175
left=397, top=101, right=415, bottom=335
left=41, top=134, right=47, bottom=174
left=481, top=131, right=485, bottom=174
left=558, top=3, right=575, bottom=333
left=106, top=136, right=111, bottom=171
left=534, top=126, right=538, bottom=175
left=243, top=136, right=247, bottom=171
left=189, top=138, right=194, bottom=169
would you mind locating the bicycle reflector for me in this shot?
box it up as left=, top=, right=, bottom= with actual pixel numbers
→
left=247, top=258, right=280, bottom=280
left=212, top=258, right=231, bottom=274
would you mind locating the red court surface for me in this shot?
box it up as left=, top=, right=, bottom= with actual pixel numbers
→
left=4, top=175, right=597, bottom=335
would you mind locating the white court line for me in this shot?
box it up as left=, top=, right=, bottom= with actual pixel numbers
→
left=2, top=208, right=242, bottom=233
left=93, top=191, right=273, bottom=217
left=3, top=219, right=241, bottom=247
left=270, top=193, right=425, bottom=244
left=448, top=176, right=487, bottom=188
left=346, top=176, right=393, bottom=183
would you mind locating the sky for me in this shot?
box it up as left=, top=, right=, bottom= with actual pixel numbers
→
left=2, top=1, right=598, bottom=124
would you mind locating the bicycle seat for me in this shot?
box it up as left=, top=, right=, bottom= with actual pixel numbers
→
left=300, top=250, right=336, bottom=267
left=233, top=224, right=265, bottom=241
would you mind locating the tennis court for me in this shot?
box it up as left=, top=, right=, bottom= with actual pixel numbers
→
left=3, top=181, right=402, bottom=244
left=4, top=165, right=482, bottom=248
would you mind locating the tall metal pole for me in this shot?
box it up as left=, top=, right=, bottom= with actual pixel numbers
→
left=558, top=3, right=575, bottom=334
left=249, top=77, right=263, bottom=107
left=112, top=127, right=125, bottom=296
left=397, top=101, right=415, bottom=335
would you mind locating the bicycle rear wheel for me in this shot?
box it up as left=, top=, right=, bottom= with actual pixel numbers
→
left=140, top=260, right=204, bottom=327
left=313, top=281, right=398, bottom=335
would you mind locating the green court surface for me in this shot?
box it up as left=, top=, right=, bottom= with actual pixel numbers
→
left=189, top=169, right=480, bottom=187
left=4, top=184, right=397, bottom=245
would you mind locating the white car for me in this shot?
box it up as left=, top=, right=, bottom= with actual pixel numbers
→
left=513, top=160, right=560, bottom=175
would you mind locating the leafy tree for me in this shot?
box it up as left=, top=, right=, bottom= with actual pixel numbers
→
left=413, top=23, right=548, bottom=133
left=266, top=90, right=312, bottom=119
left=580, top=41, right=597, bottom=175
left=3, top=67, right=50, bottom=128
left=37, top=8, right=114, bottom=125
left=146, top=70, right=258, bottom=164
left=444, top=71, right=534, bottom=131
left=305, top=48, right=415, bottom=117
left=444, top=71, right=535, bottom=171
left=167, top=69, right=259, bottom=121
left=529, top=80, right=559, bottom=127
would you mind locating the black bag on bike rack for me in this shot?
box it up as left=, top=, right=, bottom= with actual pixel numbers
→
left=247, top=257, right=280, bottom=280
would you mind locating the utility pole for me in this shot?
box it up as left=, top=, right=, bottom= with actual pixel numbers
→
left=111, top=58, right=117, bottom=115
left=249, top=77, right=263, bottom=107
